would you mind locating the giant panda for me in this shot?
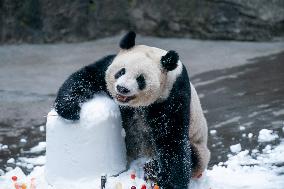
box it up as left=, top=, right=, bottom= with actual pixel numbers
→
left=54, top=31, right=210, bottom=189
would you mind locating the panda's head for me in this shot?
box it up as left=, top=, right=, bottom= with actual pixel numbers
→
left=106, top=31, right=182, bottom=107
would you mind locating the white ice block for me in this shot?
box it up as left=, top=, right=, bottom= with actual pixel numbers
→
left=45, top=95, right=127, bottom=186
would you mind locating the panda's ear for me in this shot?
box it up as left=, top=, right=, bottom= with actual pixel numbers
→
left=161, top=50, right=179, bottom=71
left=119, top=31, right=136, bottom=50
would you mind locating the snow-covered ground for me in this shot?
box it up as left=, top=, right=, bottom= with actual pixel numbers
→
left=1, top=128, right=283, bottom=189
left=0, top=35, right=283, bottom=189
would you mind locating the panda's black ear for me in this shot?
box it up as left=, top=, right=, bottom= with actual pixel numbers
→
left=119, top=31, right=136, bottom=50
left=161, top=50, right=179, bottom=71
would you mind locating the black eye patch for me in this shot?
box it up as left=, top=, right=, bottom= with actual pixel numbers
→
left=136, top=74, right=146, bottom=90
left=115, top=68, right=126, bottom=79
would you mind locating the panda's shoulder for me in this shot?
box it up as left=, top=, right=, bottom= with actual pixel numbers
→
left=62, top=54, right=116, bottom=87
left=172, top=64, right=190, bottom=89
left=84, top=54, right=116, bottom=73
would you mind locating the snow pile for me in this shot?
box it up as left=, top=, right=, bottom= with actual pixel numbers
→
left=18, top=156, right=46, bottom=166
left=1, top=160, right=150, bottom=189
left=257, top=143, right=284, bottom=165
left=30, top=142, right=46, bottom=153
left=209, top=130, right=217, bottom=135
left=230, top=143, right=242, bottom=153
left=80, top=95, right=121, bottom=127
left=206, top=160, right=284, bottom=189
left=45, top=95, right=127, bottom=188
left=0, top=143, right=8, bottom=150
left=258, top=129, right=279, bottom=142
left=7, top=158, right=15, bottom=164
left=1, top=139, right=283, bottom=189
left=239, top=126, right=245, bottom=131
left=207, top=142, right=284, bottom=189
left=248, top=133, right=253, bottom=138
left=1, top=94, right=284, bottom=189
left=20, top=138, right=27, bottom=143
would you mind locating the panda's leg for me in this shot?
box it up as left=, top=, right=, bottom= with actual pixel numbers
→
left=189, top=83, right=210, bottom=178
left=190, top=143, right=210, bottom=178
left=148, top=103, right=191, bottom=189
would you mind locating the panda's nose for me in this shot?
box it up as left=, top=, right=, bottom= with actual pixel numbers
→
left=116, top=85, right=130, bottom=94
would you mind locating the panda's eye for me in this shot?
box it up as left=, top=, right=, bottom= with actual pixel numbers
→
left=137, top=74, right=146, bottom=90
left=115, top=68, right=126, bottom=79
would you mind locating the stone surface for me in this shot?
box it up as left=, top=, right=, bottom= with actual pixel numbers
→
left=130, top=0, right=284, bottom=41
left=0, top=0, right=284, bottom=43
left=0, top=0, right=130, bottom=43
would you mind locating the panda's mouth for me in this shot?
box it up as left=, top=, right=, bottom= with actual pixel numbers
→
left=116, top=94, right=135, bottom=103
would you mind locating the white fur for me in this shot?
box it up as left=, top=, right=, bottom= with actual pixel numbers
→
left=105, top=45, right=183, bottom=107
left=189, top=83, right=210, bottom=177
left=115, top=74, right=138, bottom=96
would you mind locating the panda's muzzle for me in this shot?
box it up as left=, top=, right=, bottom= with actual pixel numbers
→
left=116, top=85, right=130, bottom=94
left=116, top=94, right=136, bottom=103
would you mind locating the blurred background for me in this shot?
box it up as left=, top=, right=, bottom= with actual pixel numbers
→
left=0, top=0, right=284, bottom=177
left=1, top=0, right=284, bottom=43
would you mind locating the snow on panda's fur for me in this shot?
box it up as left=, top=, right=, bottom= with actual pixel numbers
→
left=54, top=32, right=210, bottom=188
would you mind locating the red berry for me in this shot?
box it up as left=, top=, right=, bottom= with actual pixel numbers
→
left=131, top=173, right=136, bottom=180
left=12, top=176, right=17, bottom=181
left=141, top=184, right=147, bottom=189
left=131, top=186, right=136, bottom=189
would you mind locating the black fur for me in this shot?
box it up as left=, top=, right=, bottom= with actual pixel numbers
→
left=136, top=74, right=146, bottom=90
left=161, top=50, right=179, bottom=71
left=119, top=31, right=136, bottom=49
left=117, top=85, right=130, bottom=94
left=190, top=144, right=201, bottom=175
left=114, top=68, right=126, bottom=79
left=54, top=55, right=115, bottom=120
left=147, top=66, right=191, bottom=188
left=120, top=66, right=192, bottom=189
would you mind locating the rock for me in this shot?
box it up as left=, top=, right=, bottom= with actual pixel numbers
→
left=0, top=0, right=283, bottom=43
left=0, top=0, right=130, bottom=43
left=129, top=0, right=284, bottom=41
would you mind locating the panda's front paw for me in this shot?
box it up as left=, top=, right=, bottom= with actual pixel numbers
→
left=143, top=159, right=159, bottom=182
left=80, top=95, right=120, bottom=128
